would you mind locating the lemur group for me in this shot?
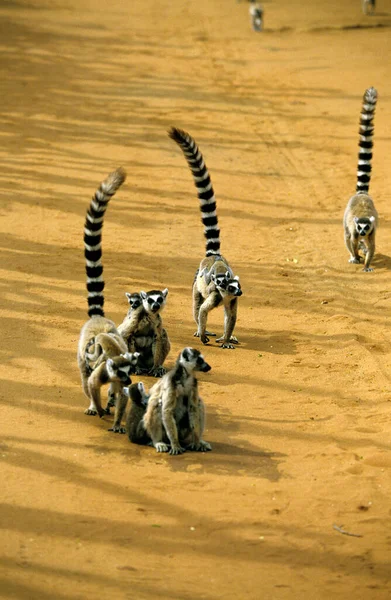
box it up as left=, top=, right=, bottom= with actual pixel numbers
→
left=77, top=87, right=378, bottom=456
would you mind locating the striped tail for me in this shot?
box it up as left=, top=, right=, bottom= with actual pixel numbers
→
left=356, top=87, right=377, bottom=193
left=168, top=127, right=220, bottom=256
left=84, top=167, right=127, bottom=317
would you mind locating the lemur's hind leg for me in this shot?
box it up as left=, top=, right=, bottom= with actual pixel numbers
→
left=216, top=299, right=239, bottom=349
left=345, top=229, right=361, bottom=264
left=108, top=383, right=127, bottom=434
left=193, top=282, right=215, bottom=337
left=104, top=383, right=116, bottom=415
left=192, top=281, right=202, bottom=335
left=185, top=399, right=212, bottom=452
left=78, top=358, right=98, bottom=416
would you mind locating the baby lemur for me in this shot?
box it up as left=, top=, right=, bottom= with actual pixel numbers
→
left=126, top=348, right=212, bottom=455
left=77, top=167, right=139, bottom=423
left=117, top=289, right=170, bottom=377
left=344, top=87, right=378, bottom=272
left=168, top=127, right=242, bottom=349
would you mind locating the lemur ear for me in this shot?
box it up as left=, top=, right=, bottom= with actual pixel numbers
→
left=123, top=352, right=138, bottom=360
left=162, top=288, right=168, bottom=298
left=106, top=359, right=114, bottom=368
left=182, top=347, right=192, bottom=361
left=354, top=217, right=359, bottom=224
left=123, top=387, right=130, bottom=397
left=225, top=271, right=230, bottom=279
left=125, top=292, right=132, bottom=302
left=210, top=273, right=216, bottom=282
left=234, top=275, right=240, bottom=282
left=140, top=291, right=147, bottom=300
left=370, top=216, right=375, bottom=223
left=138, top=382, right=146, bottom=393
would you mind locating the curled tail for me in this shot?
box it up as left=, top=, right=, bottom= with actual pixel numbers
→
left=84, top=167, right=127, bottom=317
left=168, top=127, right=220, bottom=256
left=356, top=87, right=377, bottom=194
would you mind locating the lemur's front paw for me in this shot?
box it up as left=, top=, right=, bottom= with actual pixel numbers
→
left=84, top=408, right=98, bottom=416
left=205, top=330, right=216, bottom=336
left=187, top=440, right=212, bottom=452
left=219, top=343, right=236, bottom=349
left=108, top=426, right=126, bottom=434
left=349, top=258, right=361, bottom=264
left=149, top=366, right=166, bottom=378
left=216, top=335, right=239, bottom=345
left=362, top=267, right=374, bottom=272
left=169, top=444, right=186, bottom=455
left=155, top=442, right=170, bottom=453
left=135, top=367, right=147, bottom=375
left=200, top=334, right=210, bottom=345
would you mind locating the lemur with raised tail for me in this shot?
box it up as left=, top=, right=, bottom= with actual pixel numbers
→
left=168, top=127, right=242, bottom=349
left=117, top=289, right=170, bottom=377
left=126, top=348, right=212, bottom=455
left=77, top=168, right=139, bottom=424
left=343, top=87, right=378, bottom=272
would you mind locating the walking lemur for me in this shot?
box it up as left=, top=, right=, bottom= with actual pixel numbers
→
left=77, top=167, right=140, bottom=426
left=125, top=347, right=212, bottom=455
left=344, top=87, right=379, bottom=272
left=168, top=127, right=242, bottom=349
left=117, top=289, right=170, bottom=377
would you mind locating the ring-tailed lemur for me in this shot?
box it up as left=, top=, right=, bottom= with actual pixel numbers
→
left=249, top=3, right=263, bottom=31
left=362, top=0, right=375, bottom=15
left=343, top=87, right=379, bottom=272
left=168, top=127, right=242, bottom=349
left=117, top=289, right=170, bottom=377
left=77, top=168, right=140, bottom=423
left=126, top=348, right=212, bottom=455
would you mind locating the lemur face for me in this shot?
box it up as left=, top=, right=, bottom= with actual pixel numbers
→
left=140, top=289, right=168, bottom=314
left=125, top=292, right=142, bottom=310
left=106, top=353, right=140, bottom=384
left=354, top=216, right=375, bottom=237
left=180, top=348, right=212, bottom=373
left=124, top=381, right=149, bottom=407
left=212, top=272, right=242, bottom=297
left=226, top=277, right=242, bottom=297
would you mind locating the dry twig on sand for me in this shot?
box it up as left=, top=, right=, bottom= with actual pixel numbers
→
left=333, top=524, right=363, bottom=538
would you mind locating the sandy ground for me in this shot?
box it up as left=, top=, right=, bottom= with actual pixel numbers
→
left=1, top=0, right=391, bottom=598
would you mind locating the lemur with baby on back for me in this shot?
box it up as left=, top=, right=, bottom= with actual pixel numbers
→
left=168, top=127, right=242, bottom=349
left=118, top=289, right=170, bottom=377
left=77, top=168, right=140, bottom=430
